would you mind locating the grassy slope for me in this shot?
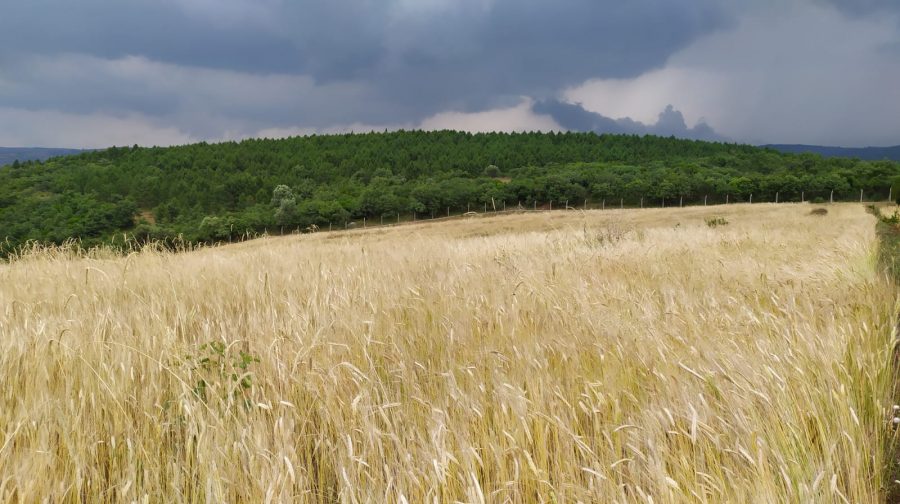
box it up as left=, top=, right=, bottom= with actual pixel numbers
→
left=0, top=203, right=896, bottom=502
left=871, top=205, right=900, bottom=503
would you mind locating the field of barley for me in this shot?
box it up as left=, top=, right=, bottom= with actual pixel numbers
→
left=0, top=203, right=897, bottom=503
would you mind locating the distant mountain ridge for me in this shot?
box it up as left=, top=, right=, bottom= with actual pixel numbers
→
left=764, top=144, right=900, bottom=161
left=0, top=147, right=85, bottom=166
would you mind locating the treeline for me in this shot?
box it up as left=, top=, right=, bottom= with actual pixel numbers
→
left=1, top=130, right=898, bottom=253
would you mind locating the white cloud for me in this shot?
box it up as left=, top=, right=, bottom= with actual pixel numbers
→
left=0, top=108, right=194, bottom=148
left=251, top=122, right=409, bottom=140
left=250, top=99, right=558, bottom=140
left=419, top=98, right=560, bottom=133
left=1, top=53, right=380, bottom=141
left=564, top=1, right=900, bottom=146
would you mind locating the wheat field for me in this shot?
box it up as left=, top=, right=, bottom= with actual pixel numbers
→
left=0, top=203, right=897, bottom=503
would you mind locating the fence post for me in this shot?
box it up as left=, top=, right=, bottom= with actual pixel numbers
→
left=704, top=195, right=708, bottom=206
left=620, top=198, right=623, bottom=209
left=830, top=190, right=834, bottom=204
left=329, top=222, right=332, bottom=232
left=890, top=187, right=893, bottom=203
left=860, top=189, right=863, bottom=203
left=584, top=199, right=588, bottom=209
left=602, top=199, right=605, bottom=210
left=749, top=194, right=753, bottom=204
left=680, top=196, right=683, bottom=208
left=640, top=197, right=644, bottom=209
left=397, top=213, right=400, bottom=224
left=549, top=201, right=552, bottom=211
left=801, top=191, right=804, bottom=203
left=775, top=192, right=779, bottom=204
left=363, top=217, right=366, bottom=228
left=447, top=207, right=450, bottom=217
left=726, top=194, right=729, bottom=205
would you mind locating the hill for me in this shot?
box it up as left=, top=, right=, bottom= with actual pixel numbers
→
left=0, top=147, right=85, bottom=166
left=765, top=144, right=900, bottom=161
left=1, top=130, right=898, bottom=255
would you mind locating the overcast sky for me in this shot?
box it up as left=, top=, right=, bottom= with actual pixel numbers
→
left=0, top=0, right=898, bottom=148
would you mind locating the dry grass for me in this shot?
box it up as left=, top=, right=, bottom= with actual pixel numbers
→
left=0, top=203, right=897, bottom=502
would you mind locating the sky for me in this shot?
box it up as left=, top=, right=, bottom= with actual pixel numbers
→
left=0, top=0, right=898, bottom=148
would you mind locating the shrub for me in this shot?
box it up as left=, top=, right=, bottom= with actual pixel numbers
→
left=483, top=165, right=501, bottom=178
left=881, top=209, right=900, bottom=225
left=705, top=217, right=729, bottom=228
left=583, top=222, right=631, bottom=248
left=184, top=341, right=260, bottom=407
left=810, top=208, right=828, bottom=216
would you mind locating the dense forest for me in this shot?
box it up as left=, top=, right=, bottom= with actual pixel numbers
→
left=1, top=130, right=898, bottom=254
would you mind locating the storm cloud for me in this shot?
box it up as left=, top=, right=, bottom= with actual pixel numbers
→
left=0, top=0, right=897, bottom=147
left=533, top=101, right=726, bottom=141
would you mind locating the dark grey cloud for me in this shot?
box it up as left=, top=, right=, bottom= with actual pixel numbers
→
left=533, top=101, right=727, bottom=141
left=0, top=0, right=897, bottom=147
left=0, top=2, right=295, bottom=74
left=0, top=0, right=731, bottom=125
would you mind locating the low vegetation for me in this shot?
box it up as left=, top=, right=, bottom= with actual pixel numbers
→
left=0, top=203, right=896, bottom=502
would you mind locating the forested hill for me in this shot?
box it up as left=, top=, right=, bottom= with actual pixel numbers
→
left=765, top=144, right=900, bottom=162
left=1, top=130, right=898, bottom=254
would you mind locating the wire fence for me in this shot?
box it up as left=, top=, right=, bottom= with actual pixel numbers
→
left=301, top=188, right=894, bottom=234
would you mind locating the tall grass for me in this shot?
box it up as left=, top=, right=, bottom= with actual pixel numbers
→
left=0, top=204, right=896, bottom=502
